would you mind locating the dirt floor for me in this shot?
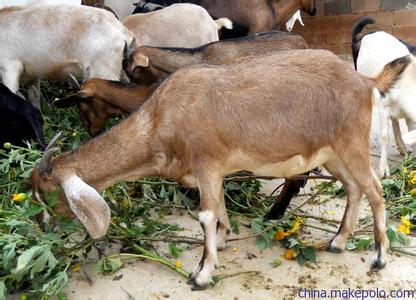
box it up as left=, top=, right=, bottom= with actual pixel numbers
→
left=64, top=56, right=416, bottom=299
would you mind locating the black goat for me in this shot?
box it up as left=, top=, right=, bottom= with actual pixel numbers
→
left=0, top=84, right=46, bottom=149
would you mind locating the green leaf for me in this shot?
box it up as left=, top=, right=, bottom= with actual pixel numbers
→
left=387, top=227, right=397, bottom=244
left=302, top=247, right=316, bottom=263
left=356, top=238, right=372, bottom=251
left=11, top=245, right=58, bottom=281
left=41, top=271, right=68, bottom=295
left=346, top=242, right=356, bottom=250
left=2, top=242, right=17, bottom=270
left=168, top=243, right=182, bottom=259
left=0, top=280, right=6, bottom=300
left=287, top=238, right=300, bottom=248
left=229, top=216, right=240, bottom=235
left=225, top=182, right=241, bottom=191
left=96, top=257, right=123, bottom=274
left=272, top=258, right=282, bottom=268
left=296, top=253, right=306, bottom=266
left=251, top=218, right=263, bottom=234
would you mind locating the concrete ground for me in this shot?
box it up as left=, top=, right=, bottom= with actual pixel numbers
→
left=64, top=56, right=416, bottom=299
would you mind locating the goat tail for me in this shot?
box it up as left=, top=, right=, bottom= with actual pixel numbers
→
left=215, top=18, right=233, bottom=30
left=352, top=17, right=375, bottom=69
left=352, top=17, right=375, bottom=44
left=371, top=55, right=411, bottom=98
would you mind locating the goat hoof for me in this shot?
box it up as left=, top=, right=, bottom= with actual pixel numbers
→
left=186, top=275, right=196, bottom=286
left=265, top=210, right=284, bottom=220
left=188, top=278, right=209, bottom=291
left=191, top=282, right=209, bottom=291
left=328, top=245, right=344, bottom=253
left=371, top=258, right=386, bottom=270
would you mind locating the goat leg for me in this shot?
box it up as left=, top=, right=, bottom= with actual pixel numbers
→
left=265, top=172, right=310, bottom=220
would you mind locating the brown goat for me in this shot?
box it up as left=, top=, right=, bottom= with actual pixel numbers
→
left=32, top=49, right=405, bottom=290
left=127, top=30, right=308, bottom=84
left=137, top=0, right=316, bottom=35
left=54, top=79, right=157, bottom=136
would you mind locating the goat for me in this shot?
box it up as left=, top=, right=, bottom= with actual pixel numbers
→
left=0, top=0, right=80, bottom=8
left=53, top=78, right=157, bottom=136
left=127, top=30, right=308, bottom=84
left=285, top=10, right=304, bottom=32
left=0, top=4, right=135, bottom=94
left=132, top=0, right=163, bottom=13
left=131, top=0, right=316, bottom=36
left=0, top=83, right=45, bottom=148
left=122, top=4, right=232, bottom=48
left=32, top=49, right=405, bottom=290
left=352, top=17, right=416, bottom=177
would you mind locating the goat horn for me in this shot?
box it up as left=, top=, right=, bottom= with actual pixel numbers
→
left=45, top=131, right=62, bottom=152
left=145, top=3, right=164, bottom=10
left=68, top=73, right=81, bottom=90
left=39, top=147, right=59, bottom=172
left=133, top=1, right=145, bottom=7
left=83, top=66, right=91, bottom=83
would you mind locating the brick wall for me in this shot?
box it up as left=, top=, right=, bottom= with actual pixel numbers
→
left=293, top=0, right=416, bottom=55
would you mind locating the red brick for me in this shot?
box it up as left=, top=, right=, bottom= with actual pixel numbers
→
left=371, top=11, right=394, bottom=27
left=392, top=26, right=416, bottom=41
left=351, top=0, right=380, bottom=13
left=311, top=16, right=339, bottom=32
left=393, top=9, right=416, bottom=27
left=325, top=31, right=351, bottom=45
left=337, top=15, right=361, bottom=31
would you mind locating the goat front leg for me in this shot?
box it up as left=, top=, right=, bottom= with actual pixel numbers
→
left=188, top=174, right=223, bottom=290
left=391, top=118, right=408, bottom=155
left=1, top=61, right=23, bottom=94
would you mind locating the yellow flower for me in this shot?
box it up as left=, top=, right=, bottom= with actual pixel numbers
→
left=410, top=188, right=416, bottom=196
left=275, top=229, right=288, bottom=241
left=231, top=247, right=239, bottom=253
left=111, top=217, right=120, bottom=225
left=403, top=167, right=409, bottom=174
left=122, top=198, right=130, bottom=209
left=287, top=217, right=303, bottom=235
left=12, top=193, right=27, bottom=202
left=175, top=260, right=182, bottom=268
left=398, top=216, right=412, bottom=235
left=284, top=249, right=296, bottom=260
left=72, top=263, right=81, bottom=272
left=411, top=177, right=416, bottom=185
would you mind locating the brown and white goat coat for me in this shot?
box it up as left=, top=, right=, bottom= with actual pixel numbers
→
left=32, top=50, right=405, bottom=290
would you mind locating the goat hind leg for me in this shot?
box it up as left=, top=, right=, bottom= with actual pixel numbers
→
left=216, top=194, right=230, bottom=251
left=324, top=160, right=363, bottom=252
left=363, top=173, right=388, bottom=269
left=392, top=118, right=408, bottom=155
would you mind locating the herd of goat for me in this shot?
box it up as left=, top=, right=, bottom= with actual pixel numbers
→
left=1, top=0, right=416, bottom=290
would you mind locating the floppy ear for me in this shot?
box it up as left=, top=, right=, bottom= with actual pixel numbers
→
left=61, top=175, right=111, bottom=239
left=53, top=92, right=90, bottom=108
left=131, top=54, right=149, bottom=71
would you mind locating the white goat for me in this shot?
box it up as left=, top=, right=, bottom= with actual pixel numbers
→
left=122, top=3, right=232, bottom=48
left=353, top=17, right=416, bottom=178
left=0, top=0, right=80, bottom=8
left=0, top=4, right=135, bottom=93
left=103, top=0, right=136, bottom=20
left=285, top=10, right=304, bottom=32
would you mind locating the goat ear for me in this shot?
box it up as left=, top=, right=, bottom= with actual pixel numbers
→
left=61, top=175, right=110, bottom=239
left=131, top=54, right=149, bottom=70
left=53, top=92, right=90, bottom=108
